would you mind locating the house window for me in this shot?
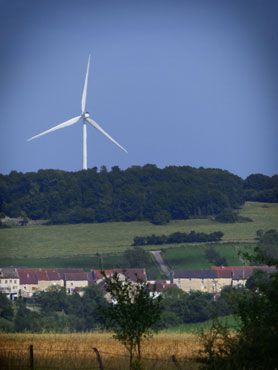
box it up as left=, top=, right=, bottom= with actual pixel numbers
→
left=14, top=280, right=17, bottom=284
left=71, top=282, right=73, bottom=286
left=32, top=287, right=36, bottom=291
left=5, top=280, right=7, bottom=284
left=10, top=280, right=12, bottom=283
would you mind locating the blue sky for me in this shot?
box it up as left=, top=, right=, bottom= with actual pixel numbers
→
left=0, top=0, right=277, bottom=178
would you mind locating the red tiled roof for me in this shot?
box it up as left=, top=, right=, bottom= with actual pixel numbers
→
left=93, top=268, right=147, bottom=282
left=211, top=265, right=276, bottom=279
left=16, top=268, right=87, bottom=284
left=17, top=269, right=38, bottom=285
left=148, top=281, right=178, bottom=292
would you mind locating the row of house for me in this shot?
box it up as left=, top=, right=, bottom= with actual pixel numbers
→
left=0, top=267, right=147, bottom=299
left=172, top=265, right=276, bottom=293
left=0, top=268, right=94, bottom=299
left=0, top=265, right=275, bottom=299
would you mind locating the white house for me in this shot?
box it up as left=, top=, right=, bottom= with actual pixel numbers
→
left=0, top=268, right=20, bottom=300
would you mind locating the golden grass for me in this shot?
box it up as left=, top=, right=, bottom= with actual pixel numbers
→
left=0, top=332, right=201, bottom=369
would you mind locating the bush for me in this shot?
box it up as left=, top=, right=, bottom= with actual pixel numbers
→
left=0, top=317, right=14, bottom=332
left=149, top=210, right=171, bottom=225
left=205, top=246, right=227, bottom=266
left=199, top=234, right=278, bottom=369
left=124, top=248, right=152, bottom=268
left=133, top=231, right=224, bottom=246
left=215, top=208, right=238, bottom=223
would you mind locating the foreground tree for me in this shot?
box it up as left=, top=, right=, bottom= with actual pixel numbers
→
left=199, top=232, right=278, bottom=369
left=103, top=273, right=162, bottom=369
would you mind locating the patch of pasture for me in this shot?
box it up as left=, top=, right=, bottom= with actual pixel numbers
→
left=0, top=202, right=276, bottom=261
left=161, top=242, right=254, bottom=270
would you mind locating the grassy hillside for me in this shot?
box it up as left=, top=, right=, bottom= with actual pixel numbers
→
left=0, top=202, right=277, bottom=258
left=0, top=202, right=277, bottom=271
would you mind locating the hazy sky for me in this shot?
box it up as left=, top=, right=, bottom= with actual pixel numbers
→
left=0, top=0, right=277, bottom=178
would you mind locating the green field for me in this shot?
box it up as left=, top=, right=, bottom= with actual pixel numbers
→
left=162, top=242, right=253, bottom=270
left=163, top=315, right=240, bottom=333
left=0, top=202, right=277, bottom=271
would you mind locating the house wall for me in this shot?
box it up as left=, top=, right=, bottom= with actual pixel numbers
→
left=19, top=284, right=39, bottom=298
left=0, top=278, right=20, bottom=299
left=173, top=277, right=239, bottom=293
left=37, top=280, right=64, bottom=291
left=65, top=280, right=88, bottom=294
left=215, top=278, right=232, bottom=291
left=174, top=278, right=217, bottom=293
left=232, top=279, right=246, bottom=287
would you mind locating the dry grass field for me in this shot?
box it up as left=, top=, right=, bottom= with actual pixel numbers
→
left=0, top=332, right=201, bottom=369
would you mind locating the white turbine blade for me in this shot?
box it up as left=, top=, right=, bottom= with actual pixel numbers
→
left=86, top=117, right=128, bottom=153
left=81, top=55, right=91, bottom=114
left=27, top=115, right=81, bottom=141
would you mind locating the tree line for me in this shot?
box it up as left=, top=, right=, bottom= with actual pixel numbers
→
left=244, top=173, right=278, bottom=202
left=0, top=166, right=276, bottom=225
left=133, top=231, right=224, bottom=246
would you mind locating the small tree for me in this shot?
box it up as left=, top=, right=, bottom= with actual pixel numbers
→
left=199, top=231, right=278, bottom=369
left=215, top=208, right=238, bottom=223
left=103, top=273, right=162, bottom=369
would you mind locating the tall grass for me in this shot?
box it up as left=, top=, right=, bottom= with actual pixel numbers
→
left=0, top=332, right=201, bottom=369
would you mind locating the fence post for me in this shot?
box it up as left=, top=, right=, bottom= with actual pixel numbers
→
left=29, top=345, right=34, bottom=370
left=171, top=355, right=182, bottom=369
left=93, top=347, right=104, bottom=370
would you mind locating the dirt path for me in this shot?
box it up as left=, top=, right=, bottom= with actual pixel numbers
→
left=150, top=250, right=170, bottom=276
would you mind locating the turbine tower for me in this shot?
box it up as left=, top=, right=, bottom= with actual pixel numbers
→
left=28, top=55, right=127, bottom=170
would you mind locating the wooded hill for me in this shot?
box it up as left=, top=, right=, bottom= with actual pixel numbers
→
left=0, top=165, right=277, bottom=224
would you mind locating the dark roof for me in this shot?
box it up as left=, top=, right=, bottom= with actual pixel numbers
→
left=46, top=271, right=62, bottom=280
left=174, top=270, right=217, bottom=279
left=232, top=266, right=276, bottom=280
left=93, top=268, right=147, bottom=282
left=232, top=270, right=253, bottom=280
left=0, top=267, right=19, bottom=279
left=64, top=272, right=89, bottom=281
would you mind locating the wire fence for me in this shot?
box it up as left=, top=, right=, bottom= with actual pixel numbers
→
left=0, top=344, right=199, bottom=370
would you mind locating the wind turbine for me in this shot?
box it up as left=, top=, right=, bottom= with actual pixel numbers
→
left=28, top=55, right=127, bottom=170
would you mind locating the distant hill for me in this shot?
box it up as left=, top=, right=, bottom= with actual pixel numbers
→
left=0, top=165, right=277, bottom=225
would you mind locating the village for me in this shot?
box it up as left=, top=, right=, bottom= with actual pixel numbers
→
left=0, top=265, right=275, bottom=300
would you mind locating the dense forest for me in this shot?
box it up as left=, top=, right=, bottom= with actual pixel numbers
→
left=0, top=165, right=277, bottom=224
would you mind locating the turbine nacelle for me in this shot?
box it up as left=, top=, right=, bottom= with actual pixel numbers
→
left=83, top=112, right=90, bottom=119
